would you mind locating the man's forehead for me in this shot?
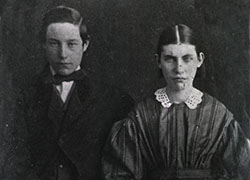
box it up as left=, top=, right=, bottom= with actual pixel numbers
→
left=46, top=22, right=81, bottom=40
left=161, top=44, right=196, bottom=56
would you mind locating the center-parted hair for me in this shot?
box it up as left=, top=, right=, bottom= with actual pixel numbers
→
left=156, top=24, right=201, bottom=55
left=39, top=5, right=89, bottom=44
left=156, top=24, right=205, bottom=79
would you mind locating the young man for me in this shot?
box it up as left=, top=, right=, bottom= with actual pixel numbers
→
left=19, top=6, right=133, bottom=180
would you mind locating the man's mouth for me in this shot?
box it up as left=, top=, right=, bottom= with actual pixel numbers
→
left=56, top=63, right=71, bottom=66
left=172, top=77, right=186, bottom=80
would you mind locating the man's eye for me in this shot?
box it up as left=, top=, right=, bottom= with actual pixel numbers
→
left=163, top=57, right=174, bottom=62
left=183, top=56, right=193, bottom=62
left=68, top=42, right=78, bottom=48
left=48, top=41, right=59, bottom=47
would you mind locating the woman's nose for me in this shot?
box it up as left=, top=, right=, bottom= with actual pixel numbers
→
left=174, top=59, right=184, bottom=74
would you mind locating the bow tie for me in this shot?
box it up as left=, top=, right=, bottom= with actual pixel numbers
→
left=53, top=70, right=86, bottom=85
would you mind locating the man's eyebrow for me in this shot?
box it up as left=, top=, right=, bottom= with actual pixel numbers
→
left=182, top=54, right=194, bottom=57
left=163, top=55, right=175, bottom=58
left=67, top=39, right=81, bottom=42
left=47, top=38, right=59, bottom=41
left=47, top=38, right=81, bottom=41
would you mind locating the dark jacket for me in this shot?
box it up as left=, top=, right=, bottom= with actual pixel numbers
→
left=19, top=68, right=134, bottom=180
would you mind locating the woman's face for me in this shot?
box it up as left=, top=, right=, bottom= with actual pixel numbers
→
left=158, top=43, right=204, bottom=91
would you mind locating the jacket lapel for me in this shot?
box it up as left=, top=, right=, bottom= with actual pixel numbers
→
left=60, top=77, right=93, bottom=133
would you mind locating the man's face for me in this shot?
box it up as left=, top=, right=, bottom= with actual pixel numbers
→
left=45, top=22, right=88, bottom=75
left=158, top=44, right=203, bottom=91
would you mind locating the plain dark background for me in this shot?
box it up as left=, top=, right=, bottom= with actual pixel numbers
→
left=0, top=0, right=250, bottom=177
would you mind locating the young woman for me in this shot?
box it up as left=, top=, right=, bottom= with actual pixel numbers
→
left=102, top=24, right=250, bottom=180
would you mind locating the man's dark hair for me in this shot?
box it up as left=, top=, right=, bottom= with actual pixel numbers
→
left=39, top=5, right=89, bottom=43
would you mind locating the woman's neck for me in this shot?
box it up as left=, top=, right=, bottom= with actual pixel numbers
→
left=165, top=86, right=194, bottom=104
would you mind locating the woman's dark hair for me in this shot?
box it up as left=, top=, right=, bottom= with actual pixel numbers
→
left=156, top=24, right=205, bottom=79
left=156, top=24, right=201, bottom=55
left=39, top=5, right=89, bottom=43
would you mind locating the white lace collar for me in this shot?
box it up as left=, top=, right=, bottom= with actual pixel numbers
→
left=154, top=87, right=203, bottom=109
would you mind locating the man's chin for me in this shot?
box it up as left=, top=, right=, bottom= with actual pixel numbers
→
left=55, top=69, right=73, bottom=76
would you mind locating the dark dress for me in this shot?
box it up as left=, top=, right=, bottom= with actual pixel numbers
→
left=102, top=91, right=250, bottom=180
left=17, top=67, right=134, bottom=180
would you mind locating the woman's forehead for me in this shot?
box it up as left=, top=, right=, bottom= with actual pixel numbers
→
left=161, top=44, right=197, bottom=56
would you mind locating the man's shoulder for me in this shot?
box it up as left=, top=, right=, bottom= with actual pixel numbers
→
left=81, top=76, right=133, bottom=101
left=22, top=66, right=50, bottom=88
left=18, top=69, right=51, bottom=102
left=76, top=76, right=135, bottom=123
left=23, top=73, right=47, bottom=93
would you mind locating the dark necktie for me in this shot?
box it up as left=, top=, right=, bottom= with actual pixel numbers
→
left=53, top=70, right=86, bottom=85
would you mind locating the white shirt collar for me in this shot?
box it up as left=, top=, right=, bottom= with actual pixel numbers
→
left=154, top=87, right=203, bottom=109
left=49, top=65, right=81, bottom=103
left=49, top=65, right=81, bottom=76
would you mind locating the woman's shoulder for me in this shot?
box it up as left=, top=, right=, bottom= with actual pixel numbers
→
left=203, top=92, right=228, bottom=109
left=201, top=92, right=234, bottom=119
left=134, top=94, right=161, bottom=109
left=110, top=95, right=160, bottom=132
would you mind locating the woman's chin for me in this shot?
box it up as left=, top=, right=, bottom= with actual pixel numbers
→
left=168, top=83, right=190, bottom=92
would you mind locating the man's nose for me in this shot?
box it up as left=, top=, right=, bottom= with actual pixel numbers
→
left=59, top=44, right=68, bottom=59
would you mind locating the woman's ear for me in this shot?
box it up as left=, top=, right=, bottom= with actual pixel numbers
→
left=82, top=40, right=90, bottom=52
left=197, top=52, right=205, bottom=68
left=155, top=54, right=161, bottom=69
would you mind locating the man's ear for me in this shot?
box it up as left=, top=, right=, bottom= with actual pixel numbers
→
left=82, top=40, right=89, bottom=52
left=197, top=52, right=205, bottom=68
left=155, top=54, right=161, bottom=69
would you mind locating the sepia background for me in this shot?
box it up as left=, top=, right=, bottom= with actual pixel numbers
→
left=0, top=0, right=250, bottom=178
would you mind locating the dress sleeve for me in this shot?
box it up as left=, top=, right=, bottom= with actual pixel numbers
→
left=218, top=120, right=250, bottom=179
left=102, top=112, right=144, bottom=180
